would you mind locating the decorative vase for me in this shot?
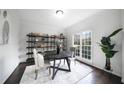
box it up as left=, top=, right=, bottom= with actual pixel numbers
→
left=57, top=45, right=60, bottom=54
left=105, top=58, right=111, bottom=70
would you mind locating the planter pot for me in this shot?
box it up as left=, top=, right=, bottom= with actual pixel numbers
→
left=105, top=58, right=111, bottom=70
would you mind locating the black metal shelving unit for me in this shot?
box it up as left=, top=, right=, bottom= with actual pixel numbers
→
left=26, top=33, right=67, bottom=63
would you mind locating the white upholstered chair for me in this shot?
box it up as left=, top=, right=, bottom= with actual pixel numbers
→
left=33, top=49, right=51, bottom=80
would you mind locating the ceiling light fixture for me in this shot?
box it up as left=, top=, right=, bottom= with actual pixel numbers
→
left=56, top=10, right=64, bottom=18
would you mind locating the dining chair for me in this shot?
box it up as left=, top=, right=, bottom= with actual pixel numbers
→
left=69, top=47, right=76, bottom=66
left=33, top=49, right=51, bottom=80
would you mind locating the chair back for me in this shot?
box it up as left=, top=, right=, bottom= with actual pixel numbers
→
left=70, top=47, right=75, bottom=52
left=33, top=49, right=44, bottom=69
left=33, top=49, right=39, bottom=69
left=37, top=53, right=44, bottom=68
left=70, top=47, right=75, bottom=57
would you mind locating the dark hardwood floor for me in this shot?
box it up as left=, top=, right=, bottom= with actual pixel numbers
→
left=77, top=67, right=122, bottom=84
left=4, top=61, right=122, bottom=84
left=4, top=63, right=26, bottom=84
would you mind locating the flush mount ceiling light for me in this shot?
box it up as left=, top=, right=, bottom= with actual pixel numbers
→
left=56, top=10, right=64, bottom=18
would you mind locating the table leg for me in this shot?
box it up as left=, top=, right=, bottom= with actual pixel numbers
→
left=66, top=58, right=71, bottom=72
left=52, top=59, right=55, bottom=80
left=64, top=59, right=65, bottom=65
left=51, top=58, right=71, bottom=80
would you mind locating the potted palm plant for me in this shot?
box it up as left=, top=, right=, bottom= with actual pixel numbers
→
left=99, top=28, right=122, bottom=70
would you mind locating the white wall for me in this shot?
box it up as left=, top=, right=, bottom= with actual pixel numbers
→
left=66, top=10, right=122, bottom=77
left=0, top=10, right=20, bottom=83
left=121, top=10, right=124, bottom=82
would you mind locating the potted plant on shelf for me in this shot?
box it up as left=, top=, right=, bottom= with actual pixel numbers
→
left=99, top=28, right=122, bottom=70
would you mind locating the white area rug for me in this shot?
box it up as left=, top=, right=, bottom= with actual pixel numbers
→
left=20, top=60, right=92, bottom=84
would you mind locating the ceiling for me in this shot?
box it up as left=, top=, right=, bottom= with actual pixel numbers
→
left=11, top=9, right=103, bottom=28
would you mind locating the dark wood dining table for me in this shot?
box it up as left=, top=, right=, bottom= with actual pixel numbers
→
left=44, top=51, right=71, bottom=80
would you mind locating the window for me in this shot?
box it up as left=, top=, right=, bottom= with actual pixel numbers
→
left=74, top=34, right=80, bottom=45
left=75, top=46, right=80, bottom=56
left=74, top=34, right=80, bottom=56
left=81, top=31, right=91, bottom=60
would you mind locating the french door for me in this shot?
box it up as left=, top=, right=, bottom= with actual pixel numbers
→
left=73, top=31, right=92, bottom=64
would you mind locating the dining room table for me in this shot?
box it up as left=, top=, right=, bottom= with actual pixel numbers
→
left=44, top=51, right=72, bottom=80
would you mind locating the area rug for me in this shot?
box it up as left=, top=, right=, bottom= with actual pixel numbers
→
left=20, top=60, right=93, bottom=84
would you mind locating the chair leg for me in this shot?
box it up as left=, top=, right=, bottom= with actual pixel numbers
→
left=74, top=59, right=76, bottom=66
left=64, top=59, right=65, bottom=65
left=68, top=59, right=71, bottom=66
left=48, top=67, right=51, bottom=75
left=35, top=69, right=38, bottom=80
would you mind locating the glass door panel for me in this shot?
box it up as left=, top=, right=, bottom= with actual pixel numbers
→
left=74, top=34, right=80, bottom=57
left=81, top=31, right=92, bottom=60
left=73, top=31, right=92, bottom=63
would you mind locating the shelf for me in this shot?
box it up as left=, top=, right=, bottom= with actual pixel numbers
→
left=26, top=49, right=57, bottom=55
left=43, top=41, right=56, bottom=43
left=27, top=34, right=55, bottom=38
left=26, top=58, right=34, bottom=62
left=26, top=46, right=56, bottom=49
left=26, top=51, right=42, bottom=55
left=26, top=41, right=56, bottom=43
left=26, top=41, right=43, bottom=43
left=27, top=34, right=66, bottom=39
left=26, top=33, right=67, bottom=62
left=27, top=34, right=43, bottom=37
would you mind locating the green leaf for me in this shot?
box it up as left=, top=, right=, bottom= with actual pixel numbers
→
left=111, top=50, right=118, bottom=54
left=105, top=50, right=118, bottom=58
left=106, top=53, right=113, bottom=58
left=109, top=44, right=115, bottom=49
left=101, top=37, right=111, bottom=45
left=98, top=28, right=122, bottom=59
left=108, top=28, right=123, bottom=38
left=101, top=48, right=109, bottom=54
left=99, top=44, right=108, bottom=48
